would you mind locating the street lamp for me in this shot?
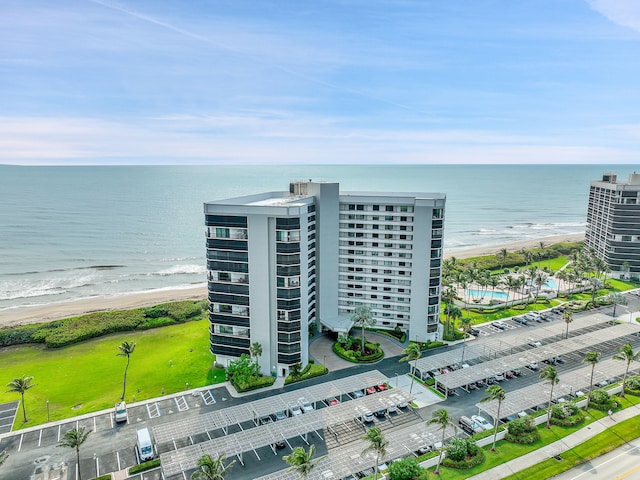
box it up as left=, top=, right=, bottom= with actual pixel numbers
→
left=323, top=355, right=327, bottom=373
left=395, top=373, right=399, bottom=388
left=46, top=399, right=50, bottom=422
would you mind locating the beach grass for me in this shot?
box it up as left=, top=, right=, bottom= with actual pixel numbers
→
left=0, top=319, right=222, bottom=429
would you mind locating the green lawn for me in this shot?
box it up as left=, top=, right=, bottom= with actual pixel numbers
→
left=0, top=319, right=223, bottom=429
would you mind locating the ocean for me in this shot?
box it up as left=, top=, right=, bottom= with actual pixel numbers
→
left=0, top=164, right=627, bottom=313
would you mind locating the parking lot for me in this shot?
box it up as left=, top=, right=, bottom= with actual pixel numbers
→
left=0, top=387, right=220, bottom=480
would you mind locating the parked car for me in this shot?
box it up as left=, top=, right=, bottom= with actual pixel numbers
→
left=351, top=390, right=364, bottom=399
left=114, top=401, right=128, bottom=423
left=299, top=398, right=314, bottom=412
left=259, top=414, right=273, bottom=425
left=327, top=397, right=339, bottom=406
left=397, top=400, right=409, bottom=409
left=527, top=362, right=539, bottom=371
left=505, top=371, right=515, bottom=379
left=470, top=327, right=481, bottom=336
left=528, top=341, right=542, bottom=348
left=275, top=410, right=288, bottom=421
left=388, top=404, right=398, bottom=413
left=366, top=386, right=377, bottom=395
left=362, top=411, right=375, bottom=423
left=471, top=415, right=494, bottom=431
left=512, top=368, right=522, bottom=376
left=290, top=404, right=303, bottom=416
left=376, top=383, right=388, bottom=392
left=467, top=382, right=477, bottom=390
left=493, top=321, right=506, bottom=330
left=494, top=373, right=505, bottom=381
left=458, top=415, right=484, bottom=434
left=374, top=408, right=387, bottom=418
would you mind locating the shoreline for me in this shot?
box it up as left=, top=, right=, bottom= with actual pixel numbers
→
left=0, top=232, right=584, bottom=328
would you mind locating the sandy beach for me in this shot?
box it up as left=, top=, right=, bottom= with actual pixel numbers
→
left=0, top=232, right=584, bottom=328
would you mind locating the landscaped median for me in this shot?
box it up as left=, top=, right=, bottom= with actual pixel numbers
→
left=420, top=386, right=640, bottom=479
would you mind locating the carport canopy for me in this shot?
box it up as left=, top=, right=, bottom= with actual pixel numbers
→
left=153, top=370, right=388, bottom=446
left=476, top=358, right=631, bottom=420
left=434, top=322, right=640, bottom=391
left=254, top=421, right=456, bottom=480
left=160, top=387, right=414, bottom=477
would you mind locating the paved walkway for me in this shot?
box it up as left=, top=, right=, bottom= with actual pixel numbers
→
left=467, top=403, right=640, bottom=479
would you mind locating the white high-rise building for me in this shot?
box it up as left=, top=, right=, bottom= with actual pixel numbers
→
left=204, top=181, right=446, bottom=376
left=586, top=172, right=640, bottom=279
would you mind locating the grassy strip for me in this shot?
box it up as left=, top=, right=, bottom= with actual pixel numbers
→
left=433, top=395, right=640, bottom=479
left=501, top=415, right=640, bottom=480
left=0, top=319, right=223, bottom=429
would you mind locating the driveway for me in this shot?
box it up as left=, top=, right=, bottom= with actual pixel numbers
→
left=309, top=332, right=407, bottom=372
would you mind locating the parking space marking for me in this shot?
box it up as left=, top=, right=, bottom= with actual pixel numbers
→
left=116, top=451, right=121, bottom=471
left=17, top=434, right=23, bottom=452
left=57, top=424, right=61, bottom=441
left=38, top=429, right=42, bottom=447
left=147, top=402, right=161, bottom=419
left=201, top=389, right=216, bottom=405
left=175, top=396, right=189, bottom=412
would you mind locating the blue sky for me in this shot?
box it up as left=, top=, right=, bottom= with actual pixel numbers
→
left=2, top=0, right=640, bottom=165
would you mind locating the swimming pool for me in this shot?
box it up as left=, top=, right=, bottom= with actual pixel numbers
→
left=466, top=289, right=509, bottom=300
left=545, top=278, right=559, bottom=289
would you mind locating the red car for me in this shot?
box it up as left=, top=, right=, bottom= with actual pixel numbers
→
left=366, top=386, right=377, bottom=395
left=327, top=397, right=339, bottom=406
left=376, top=383, right=388, bottom=392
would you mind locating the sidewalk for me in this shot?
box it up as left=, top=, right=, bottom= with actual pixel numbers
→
left=225, top=375, right=286, bottom=398
left=467, top=403, right=640, bottom=479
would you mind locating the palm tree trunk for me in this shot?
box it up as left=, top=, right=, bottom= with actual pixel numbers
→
left=588, top=365, right=595, bottom=405
left=547, top=386, right=554, bottom=428
left=492, top=402, right=501, bottom=451
left=436, top=430, right=445, bottom=474
left=622, top=363, right=630, bottom=397
left=76, top=446, right=82, bottom=480
left=361, top=325, right=365, bottom=354
left=121, top=357, right=130, bottom=400
left=21, top=392, right=27, bottom=422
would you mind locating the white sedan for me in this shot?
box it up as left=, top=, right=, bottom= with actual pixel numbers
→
left=471, top=415, right=494, bottom=431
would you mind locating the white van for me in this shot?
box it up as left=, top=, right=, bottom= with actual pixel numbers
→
left=135, top=428, right=155, bottom=462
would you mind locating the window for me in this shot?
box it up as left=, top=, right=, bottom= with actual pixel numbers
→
left=357, top=204, right=364, bottom=211
left=385, top=215, right=393, bottom=221
left=386, top=205, right=394, bottom=212
left=400, top=206, right=409, bottom=212
left=373, top=205, right=380, bottom=211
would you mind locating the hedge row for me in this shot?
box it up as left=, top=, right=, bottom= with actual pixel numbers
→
left=128, top=458, right=161, bottom=474
left=0, top=300, right=207, bottom=348
left=234, top=375, right=276, bottom=393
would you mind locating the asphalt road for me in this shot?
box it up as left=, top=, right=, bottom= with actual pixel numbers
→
left=550, top=437, right=640, bottom=480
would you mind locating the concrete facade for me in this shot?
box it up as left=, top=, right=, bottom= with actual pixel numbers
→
left=204, top=181, right=446, bottom=375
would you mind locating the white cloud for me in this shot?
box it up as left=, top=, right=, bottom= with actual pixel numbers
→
left=588, top=0, right=640, bottom=33
left=1, top=115, right=638, bottom=166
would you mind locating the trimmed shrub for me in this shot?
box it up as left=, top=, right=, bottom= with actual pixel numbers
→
left=129, top=459, right=161, bottom=474
left=234, top=375, right=276, bottom=392
left=505, top=416, right=540, bottom=444
left=387, top=456, right=421, bottom=480
left=442, top=438, right=485, bottom=469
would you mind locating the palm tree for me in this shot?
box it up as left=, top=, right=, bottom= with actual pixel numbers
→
left=0, top=449, right=8, bottom=466
left=361, top=427, right=389, bottom=479
left=563, top=310, right=573, bottom=339
left=429, top=408, right=453, bottom=475
left=117, top=341, right=136, bottom=400
left=614, top=343, right=640, bottom=397
left=606, top=292, right=628, bottom=317
left=540, top=365, right=559, bottom=428
left=191, top=453, right=236, bottom=480
left=6, top=376, right=35, bottom=423
left=444, top=305, right=462, bottom=340
left=249, top=341, right=263, bottom=363
left=400, top=343, right=422, bottom=393
left=497, top=248, right=508, bottom=271
left=584, top=351, right=601, bottom=405
left=481, top=385, right=506, bottom=451
left=284, top=445, right=322, bottom=479
left=58, top=426, right=91, bottom=480
left=351, top=305, right=376, bottom=354
left=460, top=317, right=472, bottom=363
